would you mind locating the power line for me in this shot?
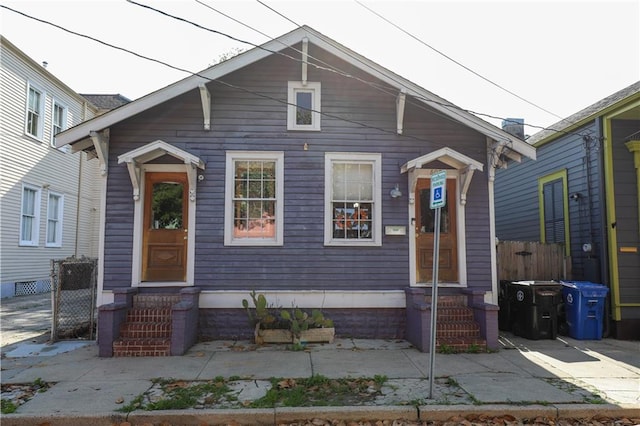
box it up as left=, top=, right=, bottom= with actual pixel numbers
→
left=1, top=3, right=585, bottom=141
left=255, top=0, right=300, bottom=27
left=137, top=0, right=591, bottom=139
left=0, top=3, right=449, bottom=148
left=353, top=0, right=564, bottom=121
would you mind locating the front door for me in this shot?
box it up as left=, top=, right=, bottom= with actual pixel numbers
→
left=142, top=172, right=188, bottom=282
left=415, top=178, right=458, bottom=283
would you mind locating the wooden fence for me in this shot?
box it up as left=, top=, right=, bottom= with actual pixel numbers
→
left=497, top=240, right=571, bottom=282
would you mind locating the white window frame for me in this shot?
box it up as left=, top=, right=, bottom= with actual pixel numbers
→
left=287, top=81, right=321, bottom=131
left=25, top=82, right=45, bottom=140
left=20, top=183, right=42, bottom=246
left=46, top=191, right=64, bottom=247
left=51, top=99, right=68, bottom=148
left=224, top=151, right=284, bottom=246
left=324, top=153, right=382, bottom=246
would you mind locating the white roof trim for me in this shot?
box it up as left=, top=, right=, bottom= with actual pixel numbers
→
left=56, top=26, right=535, bottom=161
left=401, top=147, right=484, bottom=174
left=117, top=140, right=205, bottom=169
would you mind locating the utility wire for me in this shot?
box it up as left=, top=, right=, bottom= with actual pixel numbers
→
left=354, top=0, right=563, bottom=120
left=1, top=2, right=584, bottom=141
left=0, top=3, right=449, bottom=147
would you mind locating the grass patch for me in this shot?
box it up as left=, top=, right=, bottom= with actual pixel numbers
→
left=1, top=399, right=18, bottom=414
left=117, top=377, right=233, bottom=412
left=1, top=378, right=51, bottom=414
left=250, top=374, right=387, bottom=408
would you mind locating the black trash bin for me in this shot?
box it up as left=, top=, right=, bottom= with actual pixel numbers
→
left=508, top=280, right=562, bottom=340
left=498, top=280, right=513, bottom=331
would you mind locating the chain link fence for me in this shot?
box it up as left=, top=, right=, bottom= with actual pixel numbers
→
left=51, top=256, right=97, bottom=341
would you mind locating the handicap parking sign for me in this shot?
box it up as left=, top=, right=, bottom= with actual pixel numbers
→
left=430, top=171, right=446, bottom=209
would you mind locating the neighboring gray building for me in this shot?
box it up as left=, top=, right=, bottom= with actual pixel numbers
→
left=495, top=81, right=640, bottom=339
left=56, top=26, right=536, bottom=355
left=0, top=36, right=101, bottom=298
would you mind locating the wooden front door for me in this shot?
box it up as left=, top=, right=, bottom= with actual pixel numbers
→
left=142, top=172, right=188, bottom=282
left=415, top=178, right=458, bottom=283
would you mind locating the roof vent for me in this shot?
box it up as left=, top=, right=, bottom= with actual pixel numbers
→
left=502, top=118, right=524, bottom=140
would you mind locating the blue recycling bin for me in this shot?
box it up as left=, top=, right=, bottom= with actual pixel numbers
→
left=561, top=281, right=608, bottom=340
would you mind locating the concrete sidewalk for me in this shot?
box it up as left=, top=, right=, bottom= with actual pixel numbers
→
left=1, top=333, right=639, bottom=425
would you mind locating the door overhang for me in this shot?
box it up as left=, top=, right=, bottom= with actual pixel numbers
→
left=118, top=140, right=205, bottom=201
left=117, top=140, right=205, bottom=287
left=401, top=147, right=484, bottom=205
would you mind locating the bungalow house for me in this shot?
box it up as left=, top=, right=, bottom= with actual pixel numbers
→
left=0, top=36, right=101, bottom=299
left=56, top=26, right=536, bottom=356
left=495, top=82, right=640, bottom=339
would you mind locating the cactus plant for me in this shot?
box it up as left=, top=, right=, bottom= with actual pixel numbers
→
left=242, top=290, right=278, bottom=329
left=280, top=307, right=333, bottom=339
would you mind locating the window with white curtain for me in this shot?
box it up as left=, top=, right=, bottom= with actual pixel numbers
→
left=20, top=184, right=41, bottom=246
left=46, top=192, right=64, bottom=247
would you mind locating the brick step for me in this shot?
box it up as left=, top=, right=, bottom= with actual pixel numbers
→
left=436, top=337, right=487, bottom=352
left=436, top=321, right=481, bottom=338
left=425, top=295, right=467, bottom=307
left=113, top=338, right=171, bottom=357
left=133, top=294, right=181, bottom=309
left=437, top=307, right=474, bottom=322
left=126, top=307, right=172, bottom=323
left=119, top=321, right=172, bottom=339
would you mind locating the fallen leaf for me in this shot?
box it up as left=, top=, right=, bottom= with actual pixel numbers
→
left=114, top=397, right=124, bottom=404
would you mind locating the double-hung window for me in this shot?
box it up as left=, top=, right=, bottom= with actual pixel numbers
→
left=26, top=83, right=45, bottom=140
left=20, top=184, right=41, bottom=246
left=46, top=192, right=64, bottom=247
left=287, top=82, right=321, bottom=131
left=325, top=153, right=382, bottom=246
left=51, top=100, right=67, bottom=148
left=225, top=152, right=284, bottom=246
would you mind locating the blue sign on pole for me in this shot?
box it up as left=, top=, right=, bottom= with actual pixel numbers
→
left=430, top=171, right=446, bottom=209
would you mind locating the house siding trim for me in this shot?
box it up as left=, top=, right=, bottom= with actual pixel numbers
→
left=407, top=168, right=468, bottom=287
left=99, top=289, right=407, bottom=309
left=603, top=105, right=640, bottom=321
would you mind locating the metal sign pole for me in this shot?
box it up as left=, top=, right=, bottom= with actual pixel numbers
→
left=428, top=206, right=441, bottom=399
left=427, top=169, right=446, bottom=400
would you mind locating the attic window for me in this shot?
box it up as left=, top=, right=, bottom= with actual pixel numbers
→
left=287, top=81, right=321, bottom=131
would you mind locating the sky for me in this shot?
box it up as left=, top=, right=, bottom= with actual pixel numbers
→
left=1, top=0, right=639, bottom=135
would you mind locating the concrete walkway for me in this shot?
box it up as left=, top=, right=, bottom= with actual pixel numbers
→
left=2, top=336, right=638, bottom=425
left=1, top=294, right=639, bottom=425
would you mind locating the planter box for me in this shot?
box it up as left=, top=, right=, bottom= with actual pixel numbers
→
left=295, top=327, right=335, bottom=344
left=254, top=324, right=335, bottom=344
left=254, top=327, right=292, bottom=344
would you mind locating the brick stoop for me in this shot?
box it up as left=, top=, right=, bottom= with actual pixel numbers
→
left=433, top=295, right=487, bottom=352
left=112, top=294, right=181, bottom=357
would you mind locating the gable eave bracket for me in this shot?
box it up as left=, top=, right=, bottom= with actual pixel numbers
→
left=396, top=90, right=406, bottom=135
left=199, top=83, right=211, bottom=131
left=301, top=37, right=309, bottom=85
left=90, top=130, right=109, bottom=176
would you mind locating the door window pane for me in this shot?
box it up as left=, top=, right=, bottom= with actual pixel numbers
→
left=151, top=182, right=183, bottom=229
left=419, top=188, right=449, bottom=233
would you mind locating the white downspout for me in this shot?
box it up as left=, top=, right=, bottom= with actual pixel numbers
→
left=487, top=138, right=499, bottom=305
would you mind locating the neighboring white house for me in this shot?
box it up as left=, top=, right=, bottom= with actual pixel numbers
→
left=0, top=35, right=102, bottom=298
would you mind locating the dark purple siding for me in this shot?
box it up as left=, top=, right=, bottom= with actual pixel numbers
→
left=103, top=44, right=492, bottom=294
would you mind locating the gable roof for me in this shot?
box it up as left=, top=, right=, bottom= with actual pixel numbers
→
left=55, top=25, right=535, bottom=160
left=527, top=81, right=640, bottom=146
left=81, top=94, right=131, bottom=111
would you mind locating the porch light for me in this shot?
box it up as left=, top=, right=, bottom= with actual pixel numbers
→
left=390, top=184, right=402, bottom=198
